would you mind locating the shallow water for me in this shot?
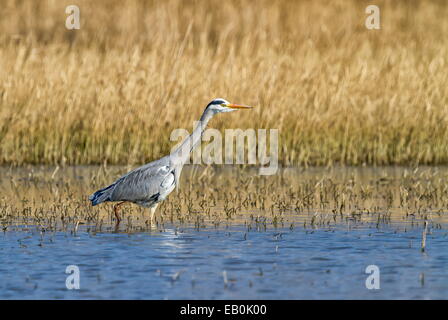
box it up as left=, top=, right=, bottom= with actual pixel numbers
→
left=1, top=166, right=448, bottom=299
left=1, top=224, right=448, bottom=299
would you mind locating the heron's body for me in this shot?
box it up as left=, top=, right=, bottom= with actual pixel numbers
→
left=90, top=155, right=174, bottom=208
left=89, top=98, right=251, bottom=224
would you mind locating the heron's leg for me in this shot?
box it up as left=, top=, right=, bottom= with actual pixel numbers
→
left=113, top=201, right=126, bottom=223
left=150, top=204, right=159, bottom=224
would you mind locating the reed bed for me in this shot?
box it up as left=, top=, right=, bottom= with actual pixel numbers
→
left=1, top=165, right=447, bottom=233
left=0, top=0, right=447, bottom=166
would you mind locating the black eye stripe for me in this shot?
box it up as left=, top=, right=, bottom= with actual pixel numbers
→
left=207, top=100, right=226, bottom=107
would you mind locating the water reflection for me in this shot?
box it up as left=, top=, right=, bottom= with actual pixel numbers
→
left=1, top=166, right=448, bottom=299
left=1, top=223, right=448, bottom=299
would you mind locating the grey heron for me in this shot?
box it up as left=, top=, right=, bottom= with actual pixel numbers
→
left=89, top=98, right=252, bottom=225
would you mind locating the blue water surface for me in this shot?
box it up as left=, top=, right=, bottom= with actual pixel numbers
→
left=1, top=223, right=447, bottom=299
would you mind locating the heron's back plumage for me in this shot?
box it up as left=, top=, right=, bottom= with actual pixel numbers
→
left=89, top=156, right=176, bottom=207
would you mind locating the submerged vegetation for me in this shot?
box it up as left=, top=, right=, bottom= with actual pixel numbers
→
left=1, top=166, right=447, bottom=233
left=0, top=0, right=448, bottom=166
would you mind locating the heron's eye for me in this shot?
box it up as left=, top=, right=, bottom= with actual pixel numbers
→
left=220, top=103, right=226, bottom=107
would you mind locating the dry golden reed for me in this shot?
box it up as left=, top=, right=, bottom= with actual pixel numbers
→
left=0, top=0, right=447, bottom=166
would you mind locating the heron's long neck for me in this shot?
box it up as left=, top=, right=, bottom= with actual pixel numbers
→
left=172, top=108, right=215, bottom=165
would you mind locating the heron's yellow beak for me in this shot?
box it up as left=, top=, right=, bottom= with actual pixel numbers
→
left=226, top=103, right=253, bottom=109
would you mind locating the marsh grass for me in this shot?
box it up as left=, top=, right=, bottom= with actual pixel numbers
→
left=0, top=0, right=448, bottom=166
left=1, top=165, right=447, bottom=233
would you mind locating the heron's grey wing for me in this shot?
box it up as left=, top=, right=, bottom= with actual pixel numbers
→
left=110, top=161, right=173, bottom=202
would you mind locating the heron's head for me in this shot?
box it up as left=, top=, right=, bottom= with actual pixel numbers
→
left=205, top=98, right=252, bottom=113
